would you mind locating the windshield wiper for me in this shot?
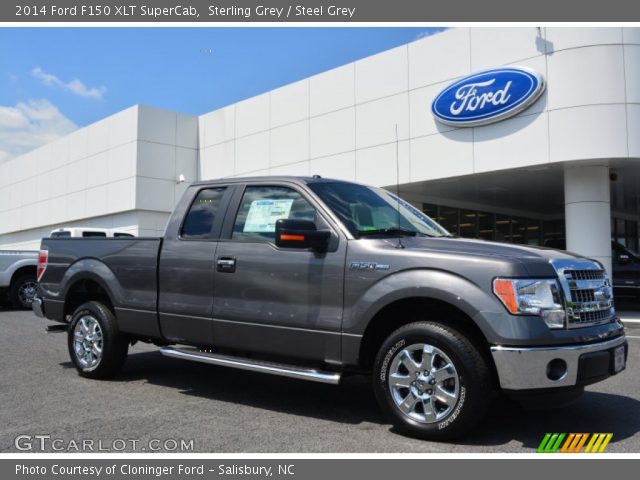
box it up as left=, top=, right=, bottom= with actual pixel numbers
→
left=357, top=228, right=420, bottom=237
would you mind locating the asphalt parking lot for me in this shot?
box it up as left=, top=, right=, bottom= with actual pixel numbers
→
left=0, top=307, right=638, bottom=453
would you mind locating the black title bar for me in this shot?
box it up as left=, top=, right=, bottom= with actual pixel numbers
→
left=4, top=0, right=640, bottom=22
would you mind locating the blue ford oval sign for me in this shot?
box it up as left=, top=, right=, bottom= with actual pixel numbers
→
left=431, top=67, right=545, bottom=127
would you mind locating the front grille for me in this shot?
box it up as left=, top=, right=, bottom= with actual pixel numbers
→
left=553, top=265, right=615, bottom=329
left=571, top=289, right=596, bottom=303
left=564, top=269, right=605, bottom=281
left=575, top=309, right=613, bottom=325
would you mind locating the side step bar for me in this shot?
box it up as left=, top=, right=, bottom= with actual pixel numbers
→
left=159, top=347, right=341, bottom=385
left=45, top=324, right=68, bottom=333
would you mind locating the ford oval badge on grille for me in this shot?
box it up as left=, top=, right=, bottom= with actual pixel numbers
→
left=431, top=67, right=545, bottom=127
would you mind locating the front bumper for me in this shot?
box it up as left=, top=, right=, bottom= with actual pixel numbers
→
left=491, top=335, right=627, bottom=390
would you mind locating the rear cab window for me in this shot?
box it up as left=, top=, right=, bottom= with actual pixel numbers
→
left=181, top=187, right=227, bottom=239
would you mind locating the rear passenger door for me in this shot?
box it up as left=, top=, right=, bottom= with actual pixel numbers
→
left=158, top=186, right=234, bottom=344
left=211, top=183, right=346, bottom=364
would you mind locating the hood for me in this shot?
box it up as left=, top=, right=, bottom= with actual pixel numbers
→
left=394, top=236, right=582, bottom=261
left=370, top=235, right=594, bottom=278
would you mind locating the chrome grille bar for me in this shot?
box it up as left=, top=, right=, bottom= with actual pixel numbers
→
left=550, top=259, right=615, bottom=329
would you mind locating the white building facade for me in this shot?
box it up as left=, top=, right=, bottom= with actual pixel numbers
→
left=1, top=27, right=640, bottom=275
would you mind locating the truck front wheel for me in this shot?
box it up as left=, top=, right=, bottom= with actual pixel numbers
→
left=373, top=321, right=492, bottom=440
left=67, top=301, right=129, bottom=379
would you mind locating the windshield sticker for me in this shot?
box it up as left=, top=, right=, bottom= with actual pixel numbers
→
left=243, top=199, right=294, bottom=233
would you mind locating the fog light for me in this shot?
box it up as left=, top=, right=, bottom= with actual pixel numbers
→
left=540, top=309, right=566, bottom=329
left=546, top=359, right=568, bottom=381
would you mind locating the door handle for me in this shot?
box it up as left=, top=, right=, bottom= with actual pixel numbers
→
left=217, top=256, right=236, bottom=273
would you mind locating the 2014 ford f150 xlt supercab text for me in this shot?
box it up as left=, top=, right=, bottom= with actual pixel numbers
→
left=33, top=176, right=628, bottom=440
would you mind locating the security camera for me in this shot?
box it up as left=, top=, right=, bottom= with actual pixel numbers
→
left=177, top=174, right=186, bottom=184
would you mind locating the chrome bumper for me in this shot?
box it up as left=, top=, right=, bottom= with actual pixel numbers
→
left=32, top=297, right=44, bottom=318
left=491, top=335, right=627, bottom=390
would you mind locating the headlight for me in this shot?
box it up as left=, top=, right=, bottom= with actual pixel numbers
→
left=493, top=278, right=566, bottom=329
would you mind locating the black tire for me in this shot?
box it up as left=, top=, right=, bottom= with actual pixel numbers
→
left=10, top=271, right=37, bottom=310
left=373, top=321, right=492, bottom=440
left=67, top=301, right=129, bottom=379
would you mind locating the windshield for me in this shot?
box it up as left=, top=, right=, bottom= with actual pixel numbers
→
left=308, top=182, right=450, bottom=238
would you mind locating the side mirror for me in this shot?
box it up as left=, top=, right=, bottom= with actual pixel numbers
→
left=275, top=219, right=330, bottom=252
left=618, top=254, right=632, bottom=265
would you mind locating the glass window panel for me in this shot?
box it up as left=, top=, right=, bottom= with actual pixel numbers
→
left=181, top=187, right=226, bottom=239
left=459, top=209, right=477, bottom=238
left=232, top=186, right=316, bottom=242
left=495, top=214, right=511, bottom=242
left=477, top=211, right=494, bottom=241
left=438, top=206, right=459, bottom=236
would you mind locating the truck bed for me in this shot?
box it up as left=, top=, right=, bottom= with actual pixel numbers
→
left=39, top=237, right=163, bottom=337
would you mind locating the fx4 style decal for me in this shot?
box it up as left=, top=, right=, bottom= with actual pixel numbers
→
left=349, top=262, right=390, bottom=271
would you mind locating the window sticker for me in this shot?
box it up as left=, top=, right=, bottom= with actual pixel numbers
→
left=243, top=199, right=294, bottom=233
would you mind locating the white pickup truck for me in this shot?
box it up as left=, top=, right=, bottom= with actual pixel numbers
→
left=1, top=228, right=134, bottom=308
left=0, top=250, right=38, bottom=309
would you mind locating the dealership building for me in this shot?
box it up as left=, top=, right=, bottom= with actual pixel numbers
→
left=1, top=27, right=640, bottom=275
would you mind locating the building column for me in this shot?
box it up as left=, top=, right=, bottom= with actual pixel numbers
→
left=564, top=164, right=612, bottom=275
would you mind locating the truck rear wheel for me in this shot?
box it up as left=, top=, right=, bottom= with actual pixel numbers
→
left=10, top=271, right=37, bottom=309
left=67, top=301, right=128, bottom=379
left=373, top=321, right=492, bottom=440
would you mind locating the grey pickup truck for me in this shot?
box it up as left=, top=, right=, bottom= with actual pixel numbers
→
left=33, top=176, right=628, bottom=440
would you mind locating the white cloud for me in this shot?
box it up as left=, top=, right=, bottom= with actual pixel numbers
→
left=32, top=66, right=106, bottom=100
left=0, top=99, right=77, bottom=162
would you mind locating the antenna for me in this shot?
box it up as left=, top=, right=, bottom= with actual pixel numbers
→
left=394, top=124, right=404, bottom=249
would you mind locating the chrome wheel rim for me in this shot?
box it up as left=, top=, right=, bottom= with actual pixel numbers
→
left=73, top=316, right=103, bottom=369
left=18, top=281, right=37, bottom=306
left=388, top=343, right=460, bottom=424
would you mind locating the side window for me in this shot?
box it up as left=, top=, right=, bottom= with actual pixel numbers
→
left=232, top=186, right=316, bottom=242
left=82, top=231, right=107, bottom=237
left=181, top=188, right=226, bottom=239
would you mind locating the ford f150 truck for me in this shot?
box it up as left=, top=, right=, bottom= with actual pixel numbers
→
left=0, top=250, right=38, bottom=309
left=33, top=176, right=628, bottom=440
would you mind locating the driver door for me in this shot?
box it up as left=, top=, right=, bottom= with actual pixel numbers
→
left=211, top=183, right=347, bottom=364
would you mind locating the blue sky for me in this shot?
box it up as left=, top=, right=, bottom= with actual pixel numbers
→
left=0, top=27, right=444, bottom=161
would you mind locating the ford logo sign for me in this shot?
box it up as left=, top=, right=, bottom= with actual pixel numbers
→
left=431, top=67, right=545, bottom=127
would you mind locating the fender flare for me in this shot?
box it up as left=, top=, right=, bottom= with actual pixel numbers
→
left=59, top=258, right=124, bottom=311
left=345, top=268, right=502, bottom=339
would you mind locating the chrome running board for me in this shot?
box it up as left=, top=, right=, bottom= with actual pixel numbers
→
left=159, top=347, right=341, bottom=385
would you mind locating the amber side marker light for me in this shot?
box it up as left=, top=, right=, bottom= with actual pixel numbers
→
left=493, top=278, right=519, bottom=314
left=279, top=234, right=305, bottom=241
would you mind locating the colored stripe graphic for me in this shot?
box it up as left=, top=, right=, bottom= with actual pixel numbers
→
left=560, top=433, right=589, bottom=453
left=537, top=433, right=566, bottom=453
left=538, top=433, right=613, bottom=453
left=584, top=433, right=613, bottom=453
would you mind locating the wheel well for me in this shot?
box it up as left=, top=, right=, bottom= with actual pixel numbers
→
left=358, top=297, right=499, bottom=386
left=10, top=265, right=37, bottom=285
left=64, top=279, right=114, bottom=318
